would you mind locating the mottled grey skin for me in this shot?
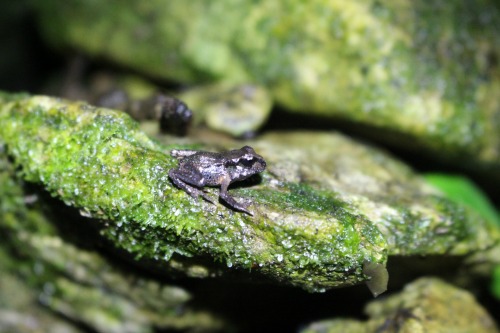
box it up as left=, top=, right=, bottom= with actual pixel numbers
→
left=169, top=146, right=266, bottom=215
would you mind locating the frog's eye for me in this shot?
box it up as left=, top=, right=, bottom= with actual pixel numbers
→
left=239, top=157, right=255, bottom=166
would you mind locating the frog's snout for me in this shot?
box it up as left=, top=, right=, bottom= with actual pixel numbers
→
left=255, top=160, right=266, bottom=172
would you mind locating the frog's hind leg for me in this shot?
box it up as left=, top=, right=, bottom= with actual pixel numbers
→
left=168, top=169, right=214, bottom=203
left=219, top=176, right=253, bottom=215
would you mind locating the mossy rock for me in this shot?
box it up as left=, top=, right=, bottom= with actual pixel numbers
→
left=1, top=92, right=498, bottom=298
left=33, top=1, right=500, bottom=172
left=0, top=92, right=386, bottom=293
left=0, top=131, right=225, bottom=332
left=301, top=277, right=499, bottom=333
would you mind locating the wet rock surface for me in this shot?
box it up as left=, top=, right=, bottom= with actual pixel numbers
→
left=1, top=93, right=499, bottom=331
left=1, top=1, right=500, bottom=331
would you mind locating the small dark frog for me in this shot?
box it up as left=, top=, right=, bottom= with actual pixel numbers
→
left=169, top=146, right=266, bottom=215
left=152, top=94, right=193, bottom=136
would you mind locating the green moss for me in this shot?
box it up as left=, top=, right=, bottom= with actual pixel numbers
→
left=3, top=92, right=498, bottom=294
left=33, top=0, right=500, bottom=170
left=0, top=150, right=225, bottom=332
left=0, top=93, right=387, bottom=292
left=248, top=182, right=345, bottom=213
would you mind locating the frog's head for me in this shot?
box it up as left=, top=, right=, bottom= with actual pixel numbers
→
left=228, top=146, right=266, bottom=180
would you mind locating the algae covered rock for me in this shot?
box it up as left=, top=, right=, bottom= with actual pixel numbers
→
left=301, top=277, right=499, bottom=333
left=0, top=92, right=387, bottom=293
left=257, top=132, right=499, bottom=257
left=33, top=0, right=500, bottom=172
left=1, top=92, right=498, bottom=298
left=0, top=257, right=85, bottom=333
left=0, top=138, right=225, bottom=332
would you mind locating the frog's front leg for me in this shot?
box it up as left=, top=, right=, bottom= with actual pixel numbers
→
left=168, top=168, right=214, bottom=203
left=219, top=175, right=253, bottom=215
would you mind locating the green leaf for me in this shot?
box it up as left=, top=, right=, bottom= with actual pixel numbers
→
left=425, top=173, right=500, bottom=227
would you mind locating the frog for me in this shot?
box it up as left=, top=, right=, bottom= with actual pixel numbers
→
left=168, top=146, right=266, bottom=215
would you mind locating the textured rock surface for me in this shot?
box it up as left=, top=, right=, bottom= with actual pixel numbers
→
left=1, top=92, right=499, bottom=331
left=33, top=1, right=500, bottom=172
left=1, top=92, right=498, bottom=293
left=301, top=277, right=499, bottom=333
left=0, top=137, right=225, bottom=332
left=0, top=93, right=386, bottom=292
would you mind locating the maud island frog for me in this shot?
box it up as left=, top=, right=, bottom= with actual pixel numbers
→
left=169, top=146, right=266, bottom=215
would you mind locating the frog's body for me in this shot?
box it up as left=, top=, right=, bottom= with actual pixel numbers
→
left=169, top=146, right=266, bottom=215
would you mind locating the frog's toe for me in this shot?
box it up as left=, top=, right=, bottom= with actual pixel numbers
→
left=238, top=205, right=254, bottom=216
left=237, top=204, right=254, bottom=216
left=229, top=202, right=253, bottom=215
left=220, top=194, right=253, bottom=215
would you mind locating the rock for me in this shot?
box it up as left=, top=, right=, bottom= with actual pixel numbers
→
left=1, top=92, right=498, bottom=297
left=33, top=1, right=500, bottom=174
left=179, top=83, right=272, bottom=137
left=0, top=93, right=387, bottom=292
left=301, top=277, right=499, bottom=333
left=0, top=130, right=225, bottom=332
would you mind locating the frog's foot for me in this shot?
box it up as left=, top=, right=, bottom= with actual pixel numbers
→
left=219, top=192, right=253, bottom=216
